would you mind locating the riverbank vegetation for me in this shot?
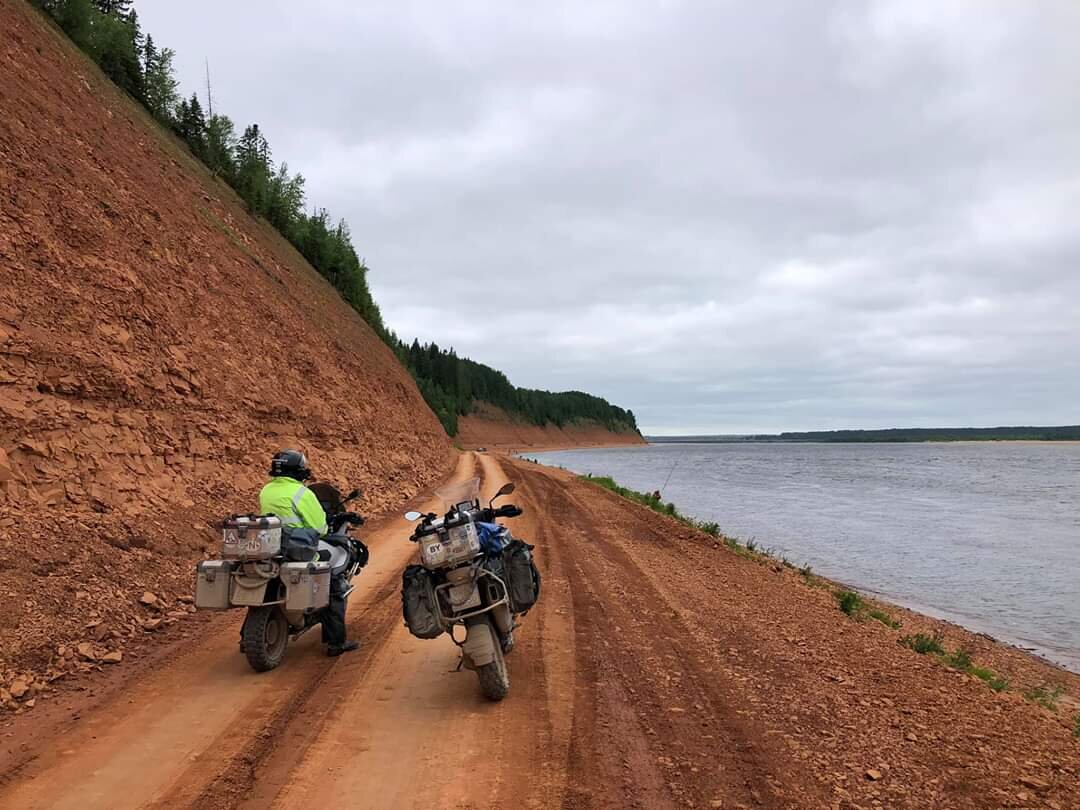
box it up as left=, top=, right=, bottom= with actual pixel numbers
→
left=32, top=0, right=638, bottom=440
left=651, top=425, right=1080, bottom=443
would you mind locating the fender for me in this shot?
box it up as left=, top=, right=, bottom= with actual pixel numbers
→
left=461, top=620, right=497, bottom=669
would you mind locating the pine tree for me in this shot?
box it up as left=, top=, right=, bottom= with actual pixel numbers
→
left=235, top=124, right=273, bottom=213
left=176, top=93, right=208, bottom=158
left=93, top=0, right=133, bottom=17
left=204, top=114, right=237, bottom=180
left=142, top=36, right=179, bottom=124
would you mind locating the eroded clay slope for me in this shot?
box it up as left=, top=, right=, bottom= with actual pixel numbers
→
left=455, top=403, right=645, bottom=451
left=0, top=1, right=452, bottom=693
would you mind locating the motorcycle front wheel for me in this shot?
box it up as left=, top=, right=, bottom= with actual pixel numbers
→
left=242, top=605, right=289, bottom=672
left=478, top=622, right=510, bottom=701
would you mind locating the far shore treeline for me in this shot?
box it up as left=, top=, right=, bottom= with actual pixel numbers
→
left=30, top=0, right=638, bottom=439
left=650, top=426, right=1080, bottom=443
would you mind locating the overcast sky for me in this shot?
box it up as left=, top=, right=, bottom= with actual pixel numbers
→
left=138, top=0, right=1080, bottom=434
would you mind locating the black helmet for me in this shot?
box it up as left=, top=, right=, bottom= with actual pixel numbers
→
left=270, top=449, right=311, bottom=480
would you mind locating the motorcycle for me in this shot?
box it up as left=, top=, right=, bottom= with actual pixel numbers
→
left=194, top=482, right=369, bottom=672
left=400, top=477, right=541, bottom=701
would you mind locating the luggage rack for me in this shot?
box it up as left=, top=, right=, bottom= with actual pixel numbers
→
left=433, top=568, right=509, bottom=627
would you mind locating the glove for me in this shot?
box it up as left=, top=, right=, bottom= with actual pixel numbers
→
left=345, top=512, right=365, bottom=526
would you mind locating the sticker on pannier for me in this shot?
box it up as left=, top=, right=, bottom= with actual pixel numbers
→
left=401, top=564, right=443, bottom=639
left=503, top=539, right=541, bottom=613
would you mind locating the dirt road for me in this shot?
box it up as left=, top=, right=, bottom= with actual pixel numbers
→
left=1, top=452, right=1077, bottom=809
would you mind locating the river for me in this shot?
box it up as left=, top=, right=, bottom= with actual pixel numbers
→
left=527, top=442, right=1080, bottom=672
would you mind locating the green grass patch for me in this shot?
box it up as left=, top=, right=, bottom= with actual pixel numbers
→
left=943, top=649, right=973, bottom=670
left=868, top=609, right=901, bottom=630
left=974, top=669, right=1009, bottom=693
left=900, top=632, right=946, bottom=655
left=1023, top=684, right=1065, bottom=711
left=580, top=475, right=735, bottom=544
left=1073, top=715, right=1080, bottom=738
left=905, top=640, right=1010, bottom=692
left=836, top=590, right=863, bottom=617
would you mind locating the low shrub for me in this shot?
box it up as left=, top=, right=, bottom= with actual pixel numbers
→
left=836, top=590, right=863, bottom=617
left=869, top=609, right=901, bottom=630
left=1024, top=685, right=1065, bottom=711
left=1073, top=715, right=1080, bottom=738
left=943, top=649, right=973, bottom=670
left=698, top=521, right=720, bottom=537
left=900, top=632, right=946, bottom=655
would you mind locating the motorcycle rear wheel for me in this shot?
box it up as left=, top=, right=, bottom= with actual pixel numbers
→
left=242, top=605, right=289, bottom=672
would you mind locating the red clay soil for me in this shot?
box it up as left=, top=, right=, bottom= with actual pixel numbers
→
left=456, top=403, right=645, bottom=451
left=0, top=0, right=452, bottom=712
left=1, top=452, right=1075, bottom=809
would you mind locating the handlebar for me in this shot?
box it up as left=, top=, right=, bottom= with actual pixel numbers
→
left=329, top=511, right=365, bottom=533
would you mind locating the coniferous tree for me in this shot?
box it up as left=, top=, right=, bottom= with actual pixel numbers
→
left=204, top=114, right=237, bottom=179
left=92, top=0, right=133, bottom=16
left=175, top=93, right=208, bottom=158
left=142, top=36, right=179, bottom=124
left=235, top=124, right=272, bottom=213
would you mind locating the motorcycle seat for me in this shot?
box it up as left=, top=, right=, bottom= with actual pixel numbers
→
left=318, top=538, right=351, bottom=576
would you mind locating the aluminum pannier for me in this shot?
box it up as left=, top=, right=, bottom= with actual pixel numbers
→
left=221, top=514, right=283, bottom=560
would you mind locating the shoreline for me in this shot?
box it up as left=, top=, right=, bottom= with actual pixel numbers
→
left=525, top=451, right=1080, bottom=683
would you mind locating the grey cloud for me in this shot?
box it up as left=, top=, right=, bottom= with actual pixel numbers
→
left=138, top=0, right=1080, bottom=433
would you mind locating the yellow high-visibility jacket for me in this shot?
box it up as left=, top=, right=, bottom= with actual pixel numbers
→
left=259, top=476, right=328, bottom=537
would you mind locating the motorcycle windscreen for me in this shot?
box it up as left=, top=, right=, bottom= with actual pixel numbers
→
left=435, top=477, right=480, bottom=511
left=308, top=481, right=346, bottom=514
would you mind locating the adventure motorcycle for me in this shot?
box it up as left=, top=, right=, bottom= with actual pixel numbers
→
left=400, top=477, right=541, bottom=701
left=194, top=482, right=369, bottom=672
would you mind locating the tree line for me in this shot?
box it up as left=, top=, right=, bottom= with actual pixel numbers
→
left=400, top=340, right=639, bottom=437
left=32, top=0, right=639, bottom=438
left=33, top=0, right=387, bottom=338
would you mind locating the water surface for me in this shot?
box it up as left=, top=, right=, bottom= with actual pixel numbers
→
left=528, top=442, right=1080, bottom=672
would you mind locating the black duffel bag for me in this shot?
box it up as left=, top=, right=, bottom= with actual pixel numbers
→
left=401, top=564, right=443, bottom=639
left=282, top=527, right=320, bottom=562
left=503, top=539, right=541, bottom=614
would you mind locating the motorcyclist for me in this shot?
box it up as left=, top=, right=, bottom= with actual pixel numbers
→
left=259, top=449, right=360, bottom=657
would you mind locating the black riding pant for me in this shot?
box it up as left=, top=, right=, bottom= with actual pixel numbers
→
left=320, top=573, right=349, bottom=646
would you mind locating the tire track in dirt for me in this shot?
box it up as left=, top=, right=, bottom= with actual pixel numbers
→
left=255, top=452, right=578, bottom=809
left=0, top=455, right=478, bottom=810
left=511, top=459, right=828, bottom=809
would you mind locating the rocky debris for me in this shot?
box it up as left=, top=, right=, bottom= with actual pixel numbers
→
left=0, top=0, right=454, bottom=712
left=101, top=651, right=123, bottom=664
left=1019, top=775, right=1050, bottom=791
left=506, top=459, right=1080, bottom=810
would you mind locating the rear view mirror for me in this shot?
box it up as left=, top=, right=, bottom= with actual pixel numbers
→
left=404, top=511, right=423, bottom=522
left=346, top=489, right=361, bottom=501
left=489, top=481, right=515, bottom=508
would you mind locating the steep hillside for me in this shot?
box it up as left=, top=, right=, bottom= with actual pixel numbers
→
left=455, top=403, right=646, bottom=451
left=0, top=0, right=452, bottom=690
